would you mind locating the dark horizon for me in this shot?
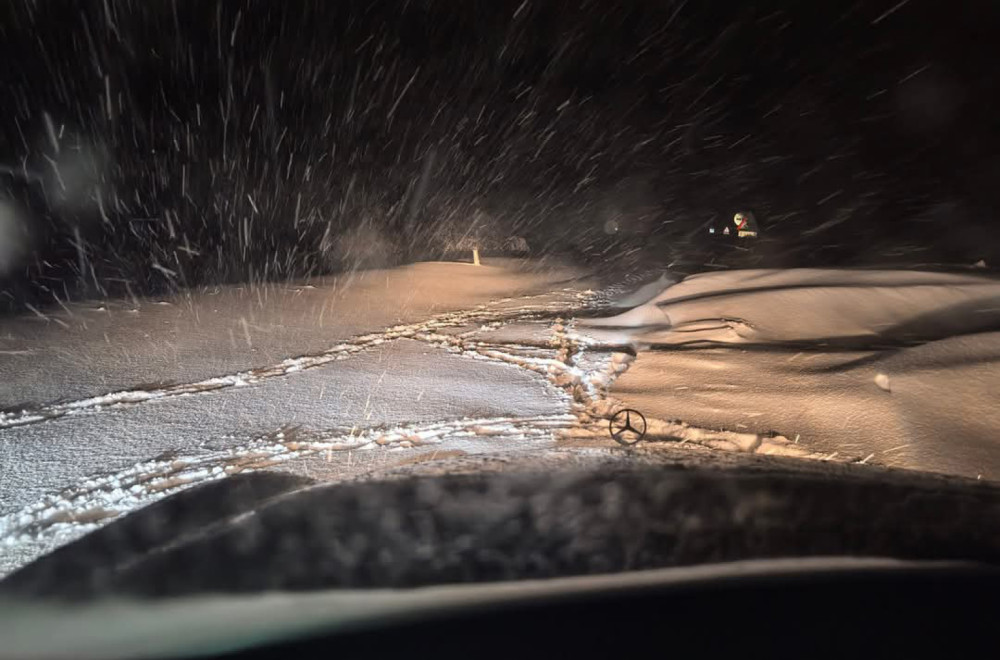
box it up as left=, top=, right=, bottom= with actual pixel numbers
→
left=2, top=0, right=998, bottom=303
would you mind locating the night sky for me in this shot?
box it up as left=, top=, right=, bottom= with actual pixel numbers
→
left=1, top=1, right=998, bottom=300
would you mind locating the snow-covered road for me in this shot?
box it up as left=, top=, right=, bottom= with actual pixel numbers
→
left=4, top=262, right=1000, bottom=578
left=0, top=260, right=620, bottom=575
left=0, top=260, right=586, bottom=407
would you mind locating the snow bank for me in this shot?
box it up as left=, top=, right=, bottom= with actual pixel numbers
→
left=867, top=331, right=1000, bottom=477
left=589, top=268, right=1000, bottom=480
left=583, top=269, right=1000, bottom=347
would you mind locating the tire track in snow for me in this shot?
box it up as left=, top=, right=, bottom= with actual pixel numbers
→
left=0, top=284, right=819, bottom=546
left=0, top=289, right=594, bottom=431
left=0, top=413, right=577, bottom=548
left=0, top=280, right=842, bottom=576
left=0, top=288, right=602, bottom=572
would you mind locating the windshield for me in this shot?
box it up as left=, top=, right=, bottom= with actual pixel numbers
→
left=1, top=0, right=999, bottom=606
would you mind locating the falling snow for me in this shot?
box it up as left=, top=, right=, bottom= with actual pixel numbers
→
left=1, top=1, right=999, bottom=588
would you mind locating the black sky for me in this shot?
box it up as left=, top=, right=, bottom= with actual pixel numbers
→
left=1, top=0, right=998, bottom=297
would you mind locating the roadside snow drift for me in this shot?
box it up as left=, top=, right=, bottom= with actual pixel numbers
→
left=582, top=269, right=1000, bottom=480
left=583, top=269, right=1000, bottom=347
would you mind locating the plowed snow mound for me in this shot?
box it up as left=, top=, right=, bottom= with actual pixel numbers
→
left=585, top=269, right=1000, bottom=480
left=584, top=269, right=1000, bottom=347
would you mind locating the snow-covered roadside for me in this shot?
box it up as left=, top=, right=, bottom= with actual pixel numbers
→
left=583, top=268, right=1000, bottom=346
left=580, top=268, right=1000, bottom=480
